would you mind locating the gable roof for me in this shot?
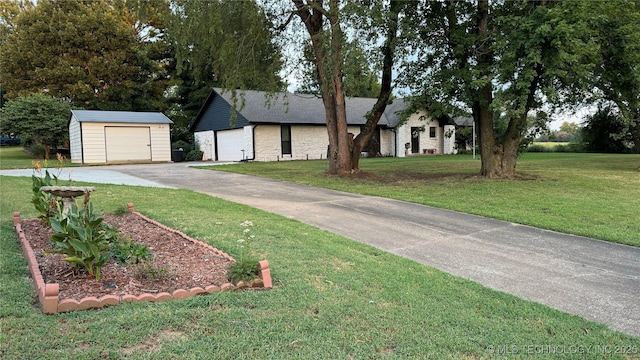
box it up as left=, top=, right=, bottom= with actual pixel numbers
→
left=70, top=110, right=173, bottom=124
left=189, top=88, right=408, bottom=132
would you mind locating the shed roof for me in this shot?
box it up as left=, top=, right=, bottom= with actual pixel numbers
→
left=70, top=110, right=173, bottom=124
left=189, top=88, right=408, bottom=132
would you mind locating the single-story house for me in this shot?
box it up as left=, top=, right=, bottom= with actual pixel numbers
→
left=69, top=110, right=173, bottom=164
left=189, top=88, right=456, bottom=162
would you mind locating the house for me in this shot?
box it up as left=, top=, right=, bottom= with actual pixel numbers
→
left=69, top=110, right=173, bottom=164
left=189, top=88, right=456, bottom=162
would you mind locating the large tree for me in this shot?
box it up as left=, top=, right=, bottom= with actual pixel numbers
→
left=399, top=0, right=596, bottom=178
left=276, top=0, right=403, bottom=174
left=0, top=0, right=165, bottom=110
left=586, top=0, right=640, bottom=153
left=0, top=94, right=71, bottom=158
left=169, top=0, right=284, bottom=113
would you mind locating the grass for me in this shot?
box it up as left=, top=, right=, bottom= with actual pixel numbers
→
left=206, top=153, right=640, bottom=247
left=1, top=175, right=639, bottom=359
left=0, top=146, right=77, bottom=170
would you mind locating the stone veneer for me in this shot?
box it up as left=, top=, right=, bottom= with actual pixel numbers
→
left=13, top=203, right=272, bottom=314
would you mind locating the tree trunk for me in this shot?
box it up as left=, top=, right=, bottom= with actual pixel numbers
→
left=349, top=0, right=401, bottom=171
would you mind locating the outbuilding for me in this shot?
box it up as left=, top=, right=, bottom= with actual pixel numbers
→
left=69, top=110, right=173, bottom=164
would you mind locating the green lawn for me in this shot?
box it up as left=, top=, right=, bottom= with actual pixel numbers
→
left=1, top=176, right=639, bottom=359
left=0, top=146, right=77, bottom=170
left=207, top=153, right=640, bottom=247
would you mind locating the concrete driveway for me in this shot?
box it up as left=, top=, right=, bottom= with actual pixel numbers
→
left=2, top=162, right=638, bottom=337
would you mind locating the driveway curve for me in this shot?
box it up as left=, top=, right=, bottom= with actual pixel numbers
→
left=2, top=162, right=638, bottom=337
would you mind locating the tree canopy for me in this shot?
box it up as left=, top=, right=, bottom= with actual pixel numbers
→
left=0, top=94, right=71, bottom=158
left=397, top=0, right=600, bottom=178
left=0, top=0, right=167, bottom=111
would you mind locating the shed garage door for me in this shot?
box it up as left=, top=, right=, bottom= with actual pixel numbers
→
left=217, top=129, right=245, bottom=161
left=105, top=126, right=151, bottom=162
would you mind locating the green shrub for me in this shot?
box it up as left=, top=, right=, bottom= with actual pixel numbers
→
left=131, top=260, right=170, bottom=280
left=28, top=143, right=46, bottom=158
left=185, top=149, right=204, bottom=161
left=109, top=236, right=152, bottom=265
left=554, top=143, right=585, bottom=153
left=31, top=169, right=61, bottom=224
left=525, top=144, right=550, bottom=153
left=171, top=140, right=193, bottom=153
left=46, top=203, right=112, bottom=280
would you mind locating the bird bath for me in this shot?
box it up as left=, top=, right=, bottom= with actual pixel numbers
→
left=39, top=186, right=96, bottom=218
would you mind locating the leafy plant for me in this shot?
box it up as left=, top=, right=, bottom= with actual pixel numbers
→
left=31, top=161, right=61, bottom=224
left=110, top=236, right=151, bottom=265
left=132, top=260, right=170, bottom=280
left=228, top=220, right=260, bottom=283
left=46, top=203, right=112, bottom=280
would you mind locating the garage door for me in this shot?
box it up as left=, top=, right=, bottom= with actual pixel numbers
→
left=217, top=129, right=245, bottom=161
left=105, top=127, right=151, bottom=162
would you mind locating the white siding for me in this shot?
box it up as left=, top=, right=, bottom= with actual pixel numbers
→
left=81, top=123, right=108, bottom=163
left=150, top=123, right=171, bottom=162
left=79, top=122, right=171, bottom=164
left=69, top=115, right=82, bottom=163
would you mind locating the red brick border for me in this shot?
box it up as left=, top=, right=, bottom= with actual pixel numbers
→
left=13, top=204, right=272, bottom=314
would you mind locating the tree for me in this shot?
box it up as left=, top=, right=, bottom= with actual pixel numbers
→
left=297, top=39, right=382, bottom=98
left=586, top=0, right=640, bottom=153
left=166, top=0, right=284, bottom=140
left=0, top=0, right=165, bottom=111
left=0, top=94, right=71, bottom=159
left=275, top=0, right=403, bottom=174
left=399, top=0, right=596, bottom=178
left=582, top=106, right=634, bottom=153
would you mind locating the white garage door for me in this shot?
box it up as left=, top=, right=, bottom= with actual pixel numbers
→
left=105, top=127, right=151, bottom=162
left=217, top=129, right=245, bottom=161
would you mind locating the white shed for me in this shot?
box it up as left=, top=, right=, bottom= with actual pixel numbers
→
left=69, top=110, right=173, bottom=164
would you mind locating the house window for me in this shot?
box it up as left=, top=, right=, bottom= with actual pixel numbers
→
left=281, top=125, right=292, bottom=155
left=429, top=126, right=436, bottom=138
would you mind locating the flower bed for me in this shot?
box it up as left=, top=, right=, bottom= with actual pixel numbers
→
left=13, top=203, right=272, bottom=314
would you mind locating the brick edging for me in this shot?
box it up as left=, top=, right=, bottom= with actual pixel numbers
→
left=13, top=205, right=272, bottom=314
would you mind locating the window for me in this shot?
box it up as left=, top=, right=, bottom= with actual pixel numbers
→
left=429, top=126, right=436, bottom=138
left=281, top=125, right=292, bottom=155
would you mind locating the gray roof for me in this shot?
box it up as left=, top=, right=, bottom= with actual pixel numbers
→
left=212, top=88, right=407, bottom=128
left=454, top=116, right=473, bottom=127
left=70, top=110, right=173, bottom=124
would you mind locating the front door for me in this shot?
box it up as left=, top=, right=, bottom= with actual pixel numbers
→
left=411, top=127, right=420, bottom=154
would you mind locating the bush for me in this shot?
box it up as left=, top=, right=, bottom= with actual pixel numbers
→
left=525, top=144, right=551, bottom=153
left=47, top=203, right=112, bottom=280
left=185, top=149, right=204, bottom=161
left=171, top=140, right=193, bottom=153
left=29, top=143, right=46, bottom=158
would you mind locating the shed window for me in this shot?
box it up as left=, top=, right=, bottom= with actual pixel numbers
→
left=281, top=125, right=292, bottom=155
left=429, top=126, right=436, bottom=138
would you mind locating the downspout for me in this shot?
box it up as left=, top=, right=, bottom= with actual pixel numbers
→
left=214, top=131, right=218, bottom=161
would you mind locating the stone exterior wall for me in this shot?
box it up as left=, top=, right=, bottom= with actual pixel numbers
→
left=194, top=131, right=214, bottom=161
left=396, top=111, right=455, bottom=157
